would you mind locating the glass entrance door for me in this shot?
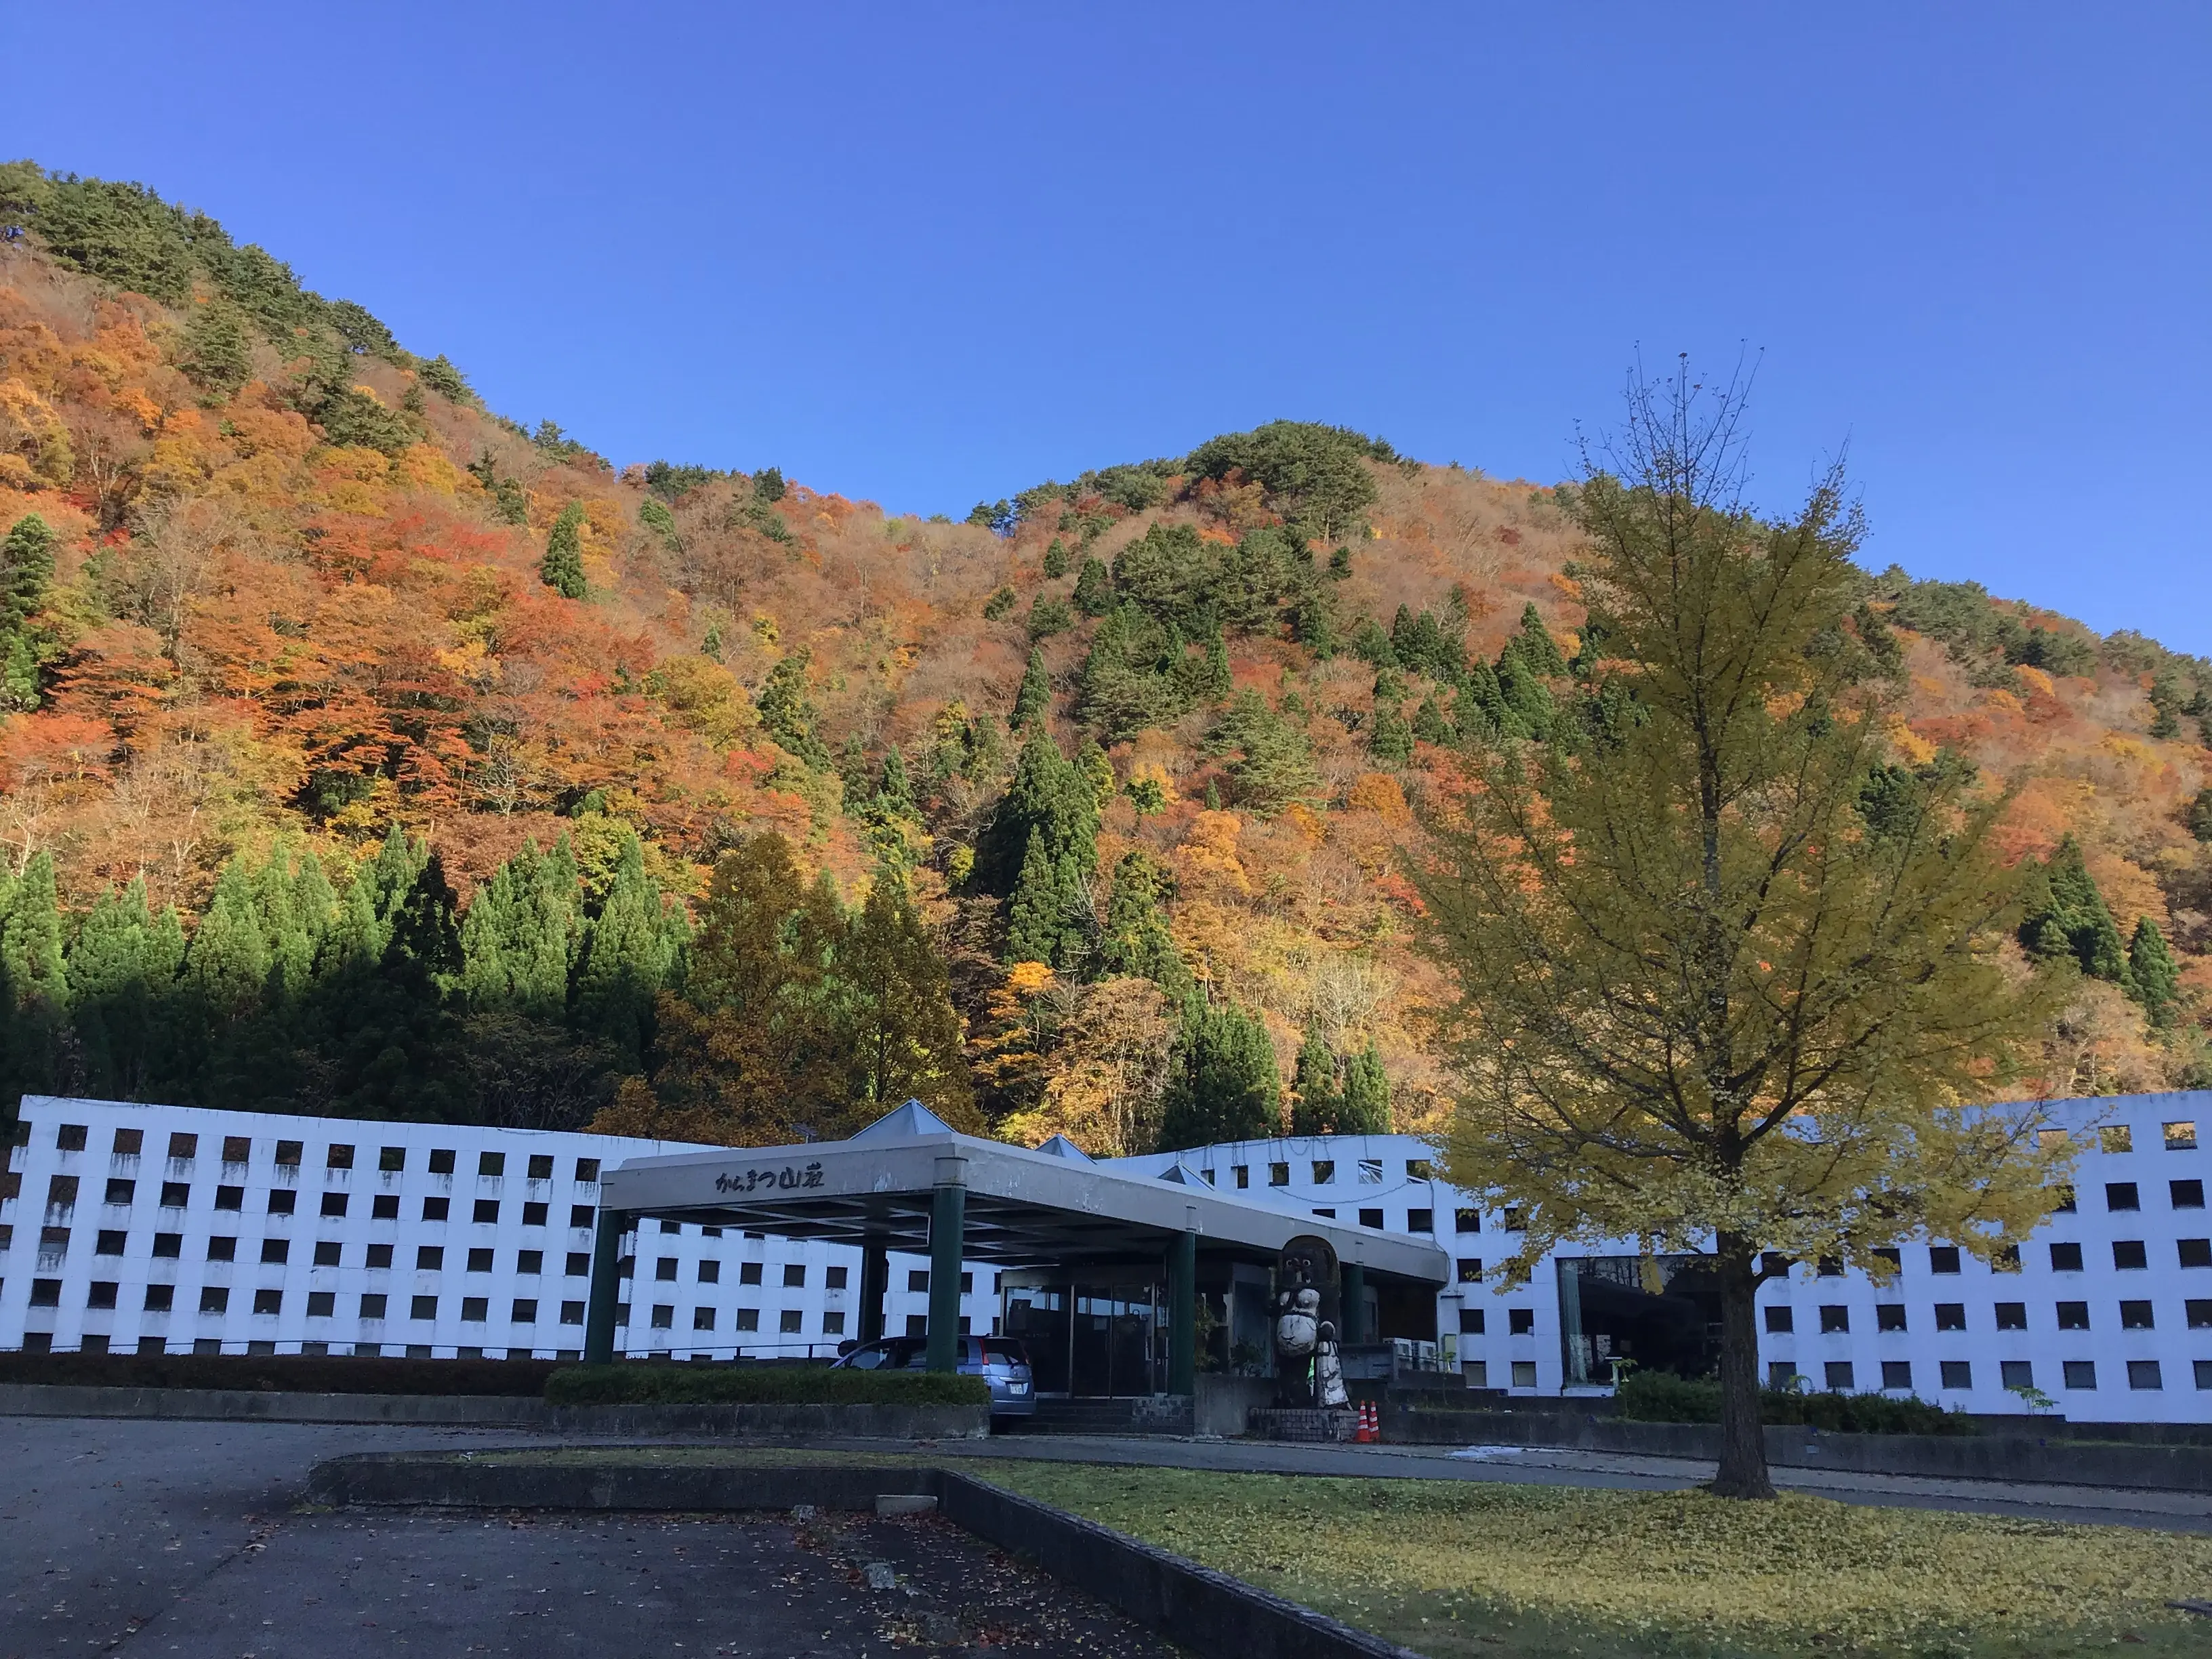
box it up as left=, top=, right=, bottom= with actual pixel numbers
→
left=1070, top=1281, right=1158, bottom=1396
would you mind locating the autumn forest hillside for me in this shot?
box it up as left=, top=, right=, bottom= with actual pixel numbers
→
left=0, top=162, right=2207, bottom=1153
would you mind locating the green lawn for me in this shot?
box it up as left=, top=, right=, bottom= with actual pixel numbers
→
left=435, top=1449, right=2212, bottom=1658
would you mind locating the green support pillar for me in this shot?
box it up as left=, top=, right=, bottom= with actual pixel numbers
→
left=1340, top=1262, right=1366, bottom=1347
left=859, top=1242, right=889, bottom=1345
left=926, top=1160, right=966, bottom=1372
left=1168, top=1228, right=1197, bottom=1397
left=583, top=1207, right=629, bottom=1365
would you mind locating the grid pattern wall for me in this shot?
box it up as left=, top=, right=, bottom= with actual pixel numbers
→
left=0, top=1098, right=991, bottom=1360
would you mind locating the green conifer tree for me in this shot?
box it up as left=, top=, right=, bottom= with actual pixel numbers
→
left=0, top=851, right=70, bottom=1103
left=70, top=878, right=184, bottom=1097
left=1336, top=1040, right=1392, bottom=1133
left=1010, top=647, right=1051, bottom=732
left=840, top=868, right=977, bottom=1130
left=1158, top=996, right=1282, bottom=1150
left=2127, top=916, right=2182, bottom=1025
left=2018, top=834, right=2129, bottom=982
left=1004, top=838, right=1090, bottom=970
left=1, top=514, right=58, bottom=634
left=1290, top=1021, right=1341, bottom=1134
left=1513, top=602, right=1568, bottom=676
left=539, top=502, right=588, bottom=598
left=1369, top=701, right=1414, bottom=765
left=573, top=834, right=682, bottom=1061
left=973, top=730, right=1099, bottom=895
left=877, top=745, right=918, bottom=820
left=187, top=856, right=272, bottom=1016
left=756, top=649, right=833, bottom=769
left=1071, top=556, right=1113, bottom=617
left=1412, top=695, right=1452, bottom=745
left=1042, top=538, right=1069, bottom=579
left=1097, top=851, right=1189, bottom=994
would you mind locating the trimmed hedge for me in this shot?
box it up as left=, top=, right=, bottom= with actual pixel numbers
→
left=1614, top=1370, right=1978, bottom=1435
left=543, top=1362, right=990, bottom=1408
left=0, top=1351, right=559, bottom=1397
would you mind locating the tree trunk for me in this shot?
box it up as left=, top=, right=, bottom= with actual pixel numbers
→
left=1709, top=1236, right=1775, bottom=1499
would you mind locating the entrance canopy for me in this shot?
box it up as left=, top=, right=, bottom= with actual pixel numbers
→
left=600, top=1101, right=1451, bottom=1282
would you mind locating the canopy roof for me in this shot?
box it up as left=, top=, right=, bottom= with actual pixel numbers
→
left=602, top=1103, right=1450, bottom=1285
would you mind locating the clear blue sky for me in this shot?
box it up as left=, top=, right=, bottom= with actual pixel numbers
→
left=8, top=4, right=2209, bottom=647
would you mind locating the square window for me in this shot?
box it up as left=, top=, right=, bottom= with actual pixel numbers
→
left=366, top=1243, right=394, bottom=1269
left=2114, top=1240, right=2148, bottom=1271
left=266, top=1189, right=295, bottom=1216
left=527, top=1154, right=554, bottom=1181
left=221, top=1135, right=251, bottom=1163
left=961, top=1272, right=974, bottom=1294
left=326, top=1144, right=354, bottom=1170
left=105, top=1177, right=136, bottom=1206
left=2053, top=1185, right=2077, bottom=1213
left=207, top=1235, right=237, bottom=1261
left=360, top=1293, right=388, bottom=1319
left=1870, top=1246, right=1902, bottom=1275
left=2056, top=1300, right=2089, bottom=1329
left=411, top=1295, right=438, bottom=1321
left=1934, top=1303, right=1966, bottom=1332
left=692, top=1307, right=715, bottom=1330
left=1994, top=1359, right=2033, bottom=1391
left=2165, top=1120, right=2198, bottom=1151
left=2128, top=1359, right=2163, bottom=1391
left=1764, top=1305, right=1793, bottom=1333
left=1502, top=1209, right=1527, bottom=1233
left=1458, top=1308, right=1485, bottom=1334
left=823, top=1311, right=846, bottom=1334
left=1456, top=1208, right=1480, bottom=1233
left=1312, top=1162, right=1334, bottom=1185
left=741, top=1262, right=764, bottom=1286
left=566, top=1252, right=590, bottom=1277
left=199, top=1286, right=229, bottom=1314
left=512, top=1298, right=537, bottom=1323
left=1927, top=1246, right=1961, bottom=1275
left=478, top=1152, right=505, bottom=1178
left=1819, top=1305, right=1849, bottom=1334
left=251, top=1288, right=283, bottom=1315
left=2106, top=1182, right=2140, bottom=1212
left=2173, top=1180, right=2206, bottom=1210
left=518, top=1250, right=543, bottom=1275
left=560, top=1300, right=585, bottom=1324
left=274, top=1141, right=302, bottom=1167
left=737, top=1308, right=761, bottom=1331
left=472, top=1200, right=499, bottom=1225
left=377, top=1146, right=405, bottom=1172
left=372, top=1194, right=399, bottom=1220
left=1458, top=1258, right=1483, bottom=1284
left=1994, top=1301, right=2027, bottom=1330
left=1767, top=1361, right=1798, bottom=1388
left=1881, top=1360, right=1913, bottom=1390
left=1509, top=1307, right=1534, bottom=1336
left=2049, top=1242, right=2083, bottom=1272
left=306, top=1290, right=336, bottom=1319
left=261, top=1237, right=289, bottom=1265
left=427, top=1148, right=456, bottom=1175
left=86, top=1280, right=118, bottom=1309
left=1876, top=1304, right=1907, bottom=1332
left=1312, top=1208, right=1336, bottom=1218
left=143, top=1284, right=173, bottom=1311
left=825, top=1265, right=848, bottom=1289
left=29, top=1278, right=62, bottom=1307
left=1760, top=1252, right=1793, bottom=1277
left=1510, top=1360, right=1538, bottom=1389
left=152, top=1232, right=182, bottom=1258
left=462, top=1297, right=489, bottom=1322
left=907, top=1269, right=930, bottom=1293
left=2184, top=1240, right=2212, bottom=1269
left=649, top=1304, right=674, bottom=1329
left=522, top=1202, right=548, bottom=1227
left=1824, top=1361, right=1855, bottom=1391
left=1991, top=1244, right=2022, bottom=1273
left=1358, top=1159, right=1382, bottom=1185
left=319, top=1191, right=347, bottom=1218
left=1269, top=1162, right=1289, bottom=1187
left=96, top=1229, right=126, bottom=1255
left=1817, top=1256, right=1844, bottom=1277
left=1940, top=1359, right=1972, bottom=1390
left=422, top=1197, right=449, bottom=1222
left=558, top=1203, right=592, bottom=1232
left=780, top=1309, right=804, bottom=1334
left=783, top=1264, right=806, bottom=1288
left=467, top=1247, right=494, bottom=1273
left=2190, top=1300, right=2212, bottom=1329
left=112, top=1126, right=144, bottom=1155
left=1406, top=1209, right=1434, bottom=1234
left=57, top=1123, right=89, bottom=1151
left=2100, top=1124, right=2133, bottom=1153
left=1359, top=1208, right=1385, bottom=1229
left=575, top=1158, right=600, bottom=1183
left=655, top=1258, right=677, bottom=1282
left=1231, top=1165, right=1249, bottom=1189
left=2120, top=1300, right=2154, bottom=1330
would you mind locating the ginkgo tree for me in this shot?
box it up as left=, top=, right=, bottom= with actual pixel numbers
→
left=1411, top=363, right=2074, bottom=1500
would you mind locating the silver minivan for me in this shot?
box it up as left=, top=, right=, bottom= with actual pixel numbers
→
left=832, top=1334, right=1036, bottom=1420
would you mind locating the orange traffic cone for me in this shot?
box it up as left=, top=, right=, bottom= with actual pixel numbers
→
left=1354, top=1400, right=1378, bottom=1443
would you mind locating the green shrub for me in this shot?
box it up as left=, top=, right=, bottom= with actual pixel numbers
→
left=0, top=1350, right=557, bottom=1395
left=542, top=1363, right=989, bottom=1408
left=1612, top=1370, right=1978, bottom=1435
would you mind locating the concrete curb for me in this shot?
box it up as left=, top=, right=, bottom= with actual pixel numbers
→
left=1389, top=1407, right=2212, bottom=1492
left=0, top=1382, right=989, bottom=1439
left=308, top=1453, right=1420, bottom=1659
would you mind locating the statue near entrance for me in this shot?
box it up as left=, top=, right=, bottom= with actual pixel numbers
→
left=1272, top=1234, right=1349, bottom=1410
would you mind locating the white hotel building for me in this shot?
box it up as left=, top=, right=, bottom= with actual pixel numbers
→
left=4, top=1090, right=2210, bottom=1422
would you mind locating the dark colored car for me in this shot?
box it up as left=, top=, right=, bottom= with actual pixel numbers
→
left=832, top=1334, right=1036, bottom=1419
